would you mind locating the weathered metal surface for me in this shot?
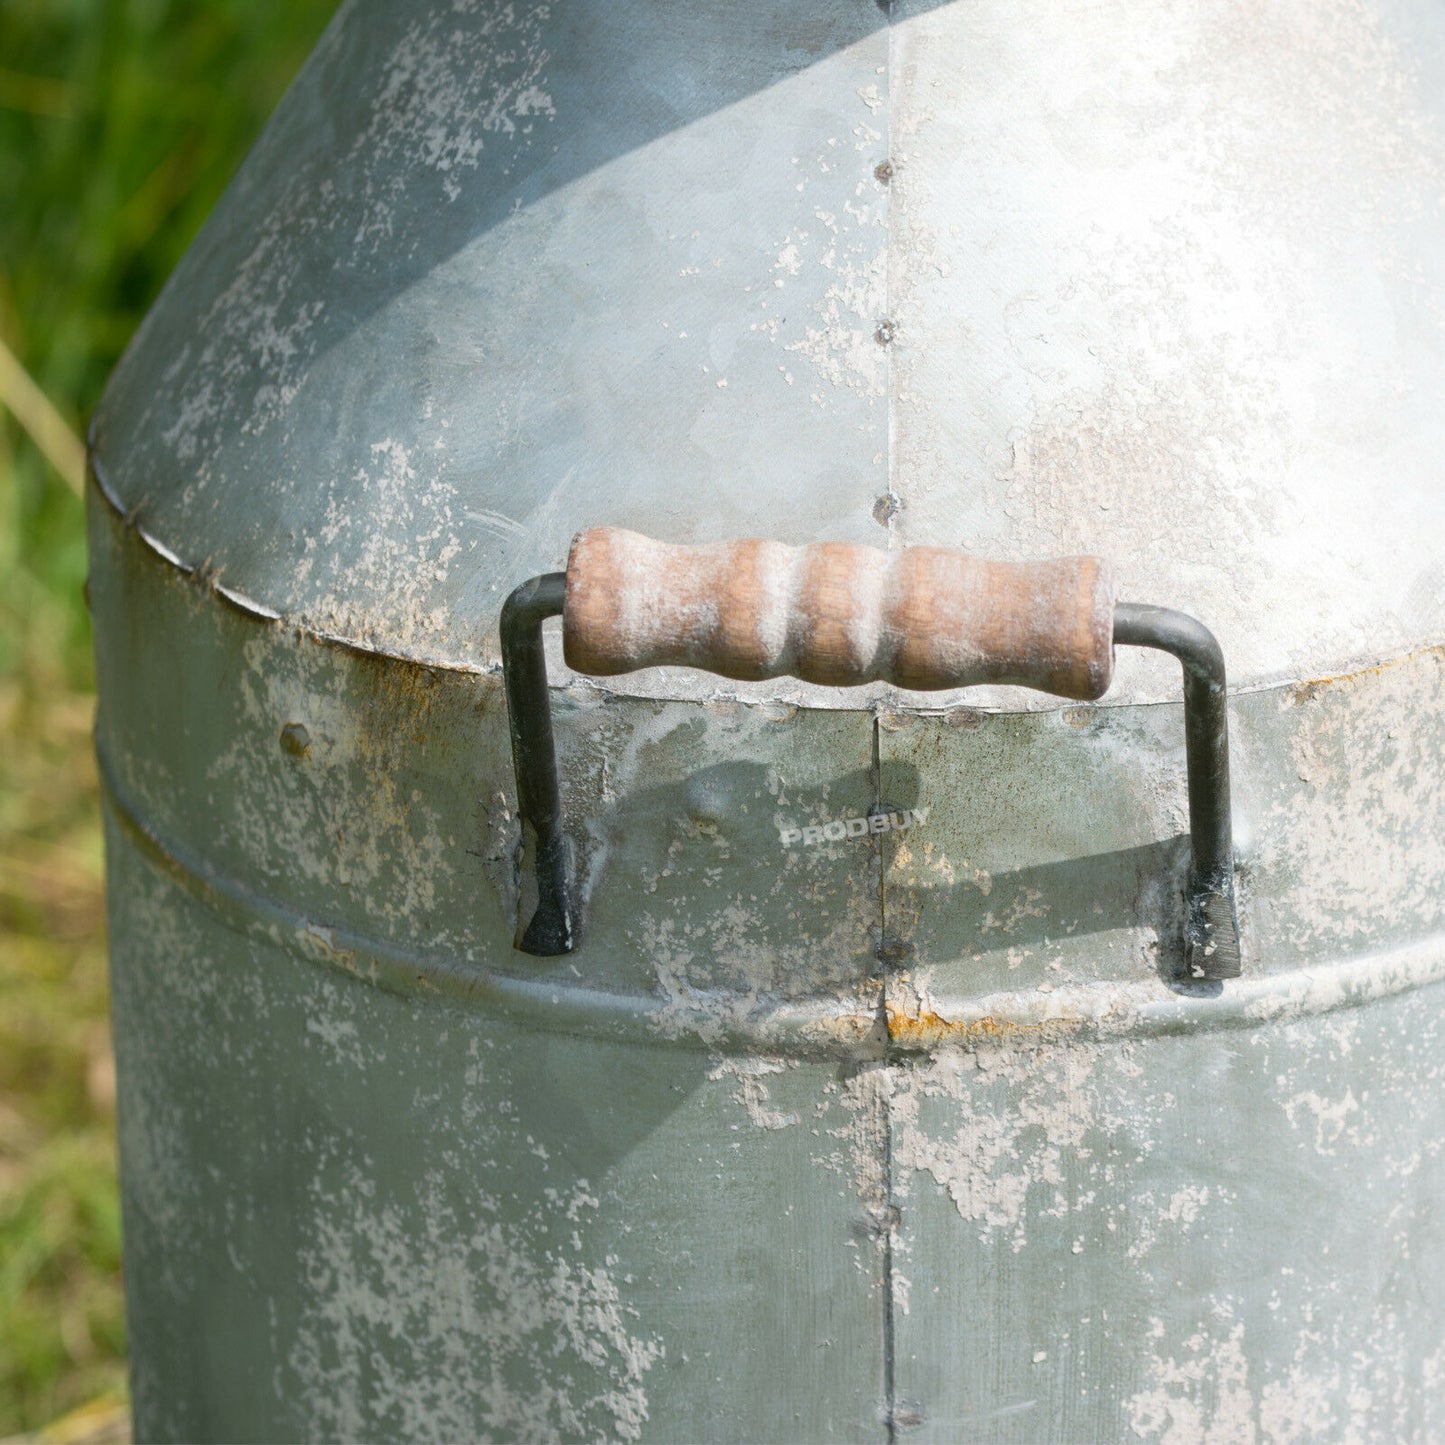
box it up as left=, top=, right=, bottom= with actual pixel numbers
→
left=93, top=0, right=893, bottom=692
left=89, top=0, right=1445, bottom=1439
left=94, top=0, right=1445, bottom=707
left=105, top=839, right=889, bottom=1441
left=885, top=0, right=1445, bottom=709
left=885, top=993, right=1445, bottom=1441
left=92, top=460, right=1445, bottom=1438
left=879, top=643, right=1445, bottom=1002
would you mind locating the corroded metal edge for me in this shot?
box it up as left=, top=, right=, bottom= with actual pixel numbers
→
left=100, top=735, right=1445, bottom=1058
left=87, top=437, right=494, bottom=674
left=87, top=439, right=1445, bottom=714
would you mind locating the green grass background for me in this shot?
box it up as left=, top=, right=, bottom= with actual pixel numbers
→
left=0, top=2, right=336, bottom=1430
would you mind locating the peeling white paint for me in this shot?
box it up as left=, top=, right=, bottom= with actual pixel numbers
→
left=706, top=1055, right=801, bottom=1131
left=291, top=1168, right=661, bottom=1443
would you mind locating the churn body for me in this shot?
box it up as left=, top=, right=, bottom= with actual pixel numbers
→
left=90, top=0, right=1445, bottom=1439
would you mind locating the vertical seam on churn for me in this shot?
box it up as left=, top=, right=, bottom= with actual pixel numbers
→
left=878, top=6, right=901, bottom=1437
left=878, top=0, right=900, bottom=554
left=873, top=705, right=899, bottom=1442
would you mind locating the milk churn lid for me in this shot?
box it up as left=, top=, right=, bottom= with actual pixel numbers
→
left=91, top=0, right=1445, bottom=707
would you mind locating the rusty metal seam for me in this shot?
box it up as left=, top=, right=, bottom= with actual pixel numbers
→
left=86, top=436, right=1445, bottom=714
left=96, top=725, right=1445, bottom=1058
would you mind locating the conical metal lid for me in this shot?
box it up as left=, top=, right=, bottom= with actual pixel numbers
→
left=93, top=0, right=1445, bottom=705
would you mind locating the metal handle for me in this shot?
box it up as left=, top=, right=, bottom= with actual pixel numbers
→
left=500, top=530, right=1240, bottom=980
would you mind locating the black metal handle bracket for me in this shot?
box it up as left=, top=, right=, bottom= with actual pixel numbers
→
left=1113, top=603, right=1240, bottom=981
left=499, top=572, right=575, bottom=957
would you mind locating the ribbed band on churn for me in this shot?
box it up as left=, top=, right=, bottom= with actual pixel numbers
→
left=563, top=526, right=1115, bottom=701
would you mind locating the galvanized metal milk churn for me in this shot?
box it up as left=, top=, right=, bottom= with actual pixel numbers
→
left=88, top=0, right=1445, bottom=1439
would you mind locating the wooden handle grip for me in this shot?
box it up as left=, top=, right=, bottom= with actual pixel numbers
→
left=563, top=527, right=1116, bottom=700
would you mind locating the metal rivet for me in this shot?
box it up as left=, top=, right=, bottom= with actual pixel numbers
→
left=279, top=722, right=311, bottom=758
left=875, top=937, right=914, bottom=968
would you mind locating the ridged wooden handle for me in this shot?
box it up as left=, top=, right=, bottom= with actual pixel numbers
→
left=562, top=527, right=1116, bottom=700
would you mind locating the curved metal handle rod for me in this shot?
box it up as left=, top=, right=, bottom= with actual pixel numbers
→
left=499, top=578, right=1240, bottom=981
left=499, top=572, right=573, bottom=955
left=1113, top=603, right=1240, bottom=981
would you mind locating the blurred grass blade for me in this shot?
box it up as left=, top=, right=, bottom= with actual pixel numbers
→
left=0, top=336, right=85, bottom=497
left=0, top=69, right=79, bottom=120
left=0, top=2, right=339, bottom=1431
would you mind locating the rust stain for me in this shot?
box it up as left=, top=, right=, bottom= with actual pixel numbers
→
left=884, top=1002, right=1077, bottom=1049
left=1287, top=644, right=1445, bottom=704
